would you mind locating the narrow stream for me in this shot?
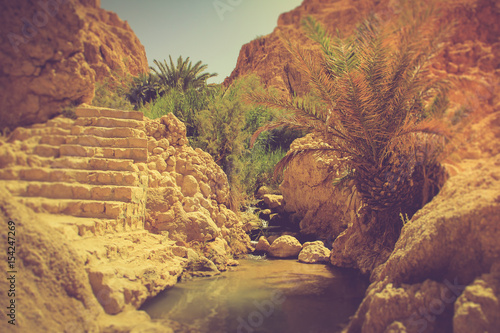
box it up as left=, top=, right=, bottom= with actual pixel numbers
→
left=141, top=258, right=368, bottom=333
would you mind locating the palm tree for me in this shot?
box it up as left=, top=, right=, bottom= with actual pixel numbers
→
left=127, top=73, right=164, bottom=107
left=151, top=56, right=217, bottom=92
left=249, top=11, right=452, bottom=244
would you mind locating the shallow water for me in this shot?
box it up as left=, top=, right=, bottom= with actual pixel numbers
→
left=141, top=258, right=368, bottom=333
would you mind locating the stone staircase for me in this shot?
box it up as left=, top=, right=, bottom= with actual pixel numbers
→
left=0, top=106, right=149, bottom=238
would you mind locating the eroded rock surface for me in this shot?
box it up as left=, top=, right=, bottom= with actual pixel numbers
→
left=342, top=155, right=500, bottom=332
left=0, top=0, right=148, bottom=130
left=255, top=235, right=271, bottom=253
left=0, top=187, right=103, bottom=332
left=371, top=156, right=500, bottom=286
left=298, top=241, right=331, bottom=264
left=268, top=235, right=302, bottom=258
left=143, top=113, right=251, bottom=256
left=281, top=133, right=353, bottom=240
left=225, top=0, right=499, bottom=98
left=453, top=264, right=500, bottom=333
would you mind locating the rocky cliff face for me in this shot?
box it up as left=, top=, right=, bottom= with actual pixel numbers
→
left=225, top=0, right=499, bottom=95
left=0, top=0, right=148, bottom=130
left=224, top=0, right=387, bottom=94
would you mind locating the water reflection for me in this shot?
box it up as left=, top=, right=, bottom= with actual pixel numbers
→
left=141, top=258, right=368, bottom=333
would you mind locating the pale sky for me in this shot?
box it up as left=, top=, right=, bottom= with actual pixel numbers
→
left=101, top=0, right=303, bottom=83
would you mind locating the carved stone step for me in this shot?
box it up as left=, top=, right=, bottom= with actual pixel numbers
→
left=0, top=167, right=145, bottom=186
left=70, top=126, right=146, bottom=139
left=33, top=144, right=60, bottom=158
left=17, top=197, right=142, bottom=219
left=51, top=157, right=137, bottom=172
left=75, top=107, right=144, bottom=121
left=37, top=213, right=124, bottom=238
left=3, top=181, right=145, bottom=203
left=60, top=144, right=147, bottom=162
left=9, top=127, right=72, bottom=142
left=74, top=117, right=144, bottom=129
left=66, top=135, right=147, bottom=149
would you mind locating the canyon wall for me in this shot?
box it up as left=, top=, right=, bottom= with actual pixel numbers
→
left=225, top=0, right=498, bottom=96
left=0, top=0, right=148, bottom=130
left=224, top=0, right=388, bottom=95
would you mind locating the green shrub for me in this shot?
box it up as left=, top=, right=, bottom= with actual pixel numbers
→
left=92, top=76, right=134, bottom=111
left=139, top=87, right=215, bottom=137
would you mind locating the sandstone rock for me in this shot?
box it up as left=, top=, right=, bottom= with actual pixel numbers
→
left=280, top=133, right=352, bottom=240
left=262, top=194, right=284, bottom=210
left=144, top=115, right=251, bottom=254
left=268, top=235, right=302, bottom=258
left=267, top=235, right=279, bottom=245
left=224, top=0, right=382, bottom=95
left=259, top=208, right=272, bottom=220
left=225, top=0, right=499, bottom=99
left=0, top=187, right=103, bottom=332
left=187, top=256, right=220, bottom=277
left=371, top=156, right=500, bottom=286
left=343, top=156, right=500, bottom=332
left=330, top=224, right=394, bottom=274
left=181, top=175, right=199, bottom=197
left=255, top=236, right=271, bottom=253
left=88, top=267, right=126, bottom=314
left=256, top=185, right=274, bottom=198
left=205, top=237, right=232, bottom=271
left=0, top=0, right=148, bottom=129
left=99, top=310, right=174, bottom=333
left=345, top=278, right=455, bottom=333
left=298, top=241, right=330, bottom=264
left=453, top=266, right=500, bottom=333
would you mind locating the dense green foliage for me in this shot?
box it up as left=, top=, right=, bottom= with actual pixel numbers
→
left=92, top=76, right=135, bottom=111
left=140, top=87, right=214, bottom=137
left=131, top=70, right=302, bottom=199
left=89, top=57, right=303, bottom=202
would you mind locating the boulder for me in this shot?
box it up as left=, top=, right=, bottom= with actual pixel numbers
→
left=262, top=194, right=284, bottom=210
left=280, top=133, right=353, bottom=240
left=453, top=265, right=500, bottom=333
left=256, top=185, right=274, bottom=198
left=181, top=175, right=199, bottom=197
left=298, top=241, right=330, bottom=264
left=268, top=235, right=302, bottom=258
left=345, top=278, right=456, bottom=333
left=205, top=237, right=231, bottom=271
left=187, top=256, right=220, bottom=278
left=255, top=236, right=271, bottom=253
